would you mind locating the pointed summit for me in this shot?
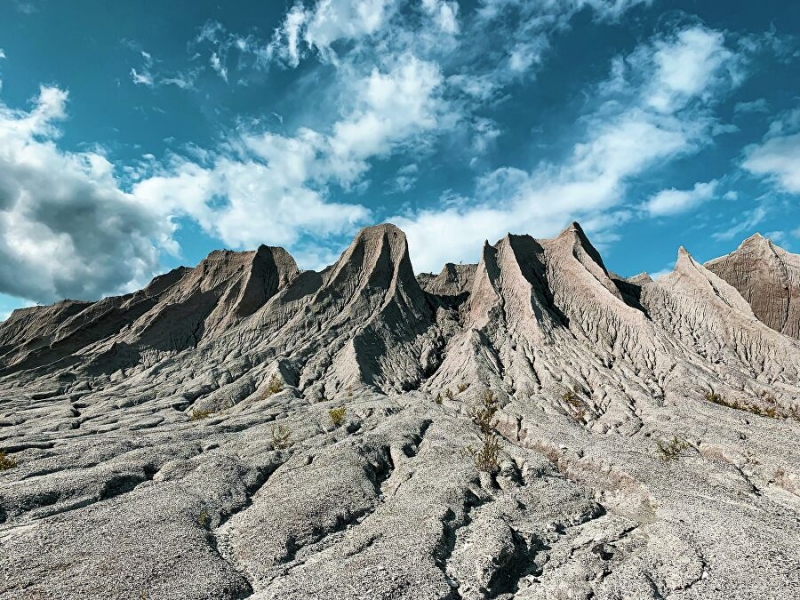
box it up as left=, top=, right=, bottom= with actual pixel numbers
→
left=705, top=234, right=800, bottom=339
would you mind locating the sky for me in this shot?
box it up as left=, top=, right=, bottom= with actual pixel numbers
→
left=0, top=0, right=799, bottom=319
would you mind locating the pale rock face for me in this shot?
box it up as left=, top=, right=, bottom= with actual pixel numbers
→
left=705, top=233, right=800, bottom=339
left=1, top=223, right=800, bottom=600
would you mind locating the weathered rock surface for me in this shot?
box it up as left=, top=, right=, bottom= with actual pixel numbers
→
left=705, top=233, right=800, bottom=339
left=1, top=223, right=799, bottom=600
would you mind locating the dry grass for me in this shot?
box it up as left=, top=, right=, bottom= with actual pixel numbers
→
left=329, top=406, right=347, bottom=427
left=0, top=450, right=17, bottom=470
left=190, top=408, right=213, bottom=421
left=563, top=389, right=587, bottom=421
left=704, top=389, right=799, bottom=421
left=271, top=424, right=292, bottom=450
left=656, top=436, right=691, bottom=461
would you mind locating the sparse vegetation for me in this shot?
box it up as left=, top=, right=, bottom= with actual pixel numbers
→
left=563, top=389, right=587, bottom=420
left=457, top=383, right=469, bottom=394
left=0, top=450, right=17, bottom=470
left=347, top=386, right=353, bottom=398
left=656, top=436, right=692, bottom=461
left=445, top=388, right=455, bottom=400
left=329, top=406, right=347, bottom=427
left=434, top=393, right=443, bottom=405
left=197, top=510, right=211, bottom=528
left=271, top=424, right=292, bottom=450
left=703, top=389, right=800, bottom=421
left=190, top=408, right=213, bottom=421
left=465, top=434, right=501, bottom=473
left=465, top=389, right=501, bottom=473
left=265, top=374, right=284, bottom=396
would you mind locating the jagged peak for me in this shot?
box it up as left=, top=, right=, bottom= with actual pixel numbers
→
left=551, top=221, right=610, bottom=273
left=320, top=222, right=421, bottom=296
left=740, top=232, right=768, bottom=247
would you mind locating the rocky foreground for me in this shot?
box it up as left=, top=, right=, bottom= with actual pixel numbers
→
left=1, top=223, right=799, bottom=600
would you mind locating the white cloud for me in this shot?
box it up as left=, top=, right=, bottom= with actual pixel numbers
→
left=130, top=67, right=154, bottom=87
left=422, top=0, right=460, bottom=34
left=210, top=52, right=228, bottom=82
left=650, top=267, right=673, bottom=280
left=743, top=108, right=800, bottom=194
left=0, top=87, right=167, bottom=303
left=734, top=98, right=769, bottom=115
left=642, top=180, right=719, bottom=217
left=712, top=205, right=769, bottom=241
left=393, top=25, right=746, bottom=272
left=0, top=49, right=6, bottom=60
left=129, top=48, right=198, bottom=90
left=270, top=0, right=399, bottom=66
left=131, top=54, right=446, bottom=251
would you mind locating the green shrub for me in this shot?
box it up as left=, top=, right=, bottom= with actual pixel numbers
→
left=0, top=450, right=17, bottom=470
left=445, top=388, right=455, bottom=401
left=656, top=436, right=691, bottom=461
left=197, top=510, right=211, bottom=529
left=457, top=383, right=469, bottom=394
left=434, top=393, right=443, bottom=405
left=265, top=374, right=284, bottom=396
left=470, top=389, right=499, bottom=435
left=329, top=406, right=347, bottom=427
left=464, top=390, right=502, bottom=473
left=271, top=424, right=292, bottom=450
left=190, top=408, right=213, bottom=421
left=464, top=435, right=501, bottom=473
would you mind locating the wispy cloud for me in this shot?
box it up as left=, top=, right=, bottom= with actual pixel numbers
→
left=642, top=180, right=719, bottom=217
left=743, top=106, right=800, bottom=194
left=129, top=47, right=199, bottom=90
left=394, top=24, right=748, bottom=271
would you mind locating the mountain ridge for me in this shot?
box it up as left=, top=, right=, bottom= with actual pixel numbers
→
left=1, top=222, right=799, bottom=600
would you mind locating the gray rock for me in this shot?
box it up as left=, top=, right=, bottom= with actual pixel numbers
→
left=1, top=222, right=800, bottom=599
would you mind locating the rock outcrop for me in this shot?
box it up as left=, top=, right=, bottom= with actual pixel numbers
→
left=1, top=222, right=799, bottom=600
left=705, top=233, right=800, bottom=339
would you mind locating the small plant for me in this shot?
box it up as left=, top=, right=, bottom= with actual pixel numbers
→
left=0, top=450, right=17, bottom=470
left=329, top=406, right=347, bottom=427
left=197, top=510, right=211, bottom=529
left=704, top=391, right=724, bottom=405
left=434, top=393, right=443, bottom=405
left=464, top=389, right=502, bottom=473
left=656, top=436, right=691, bottom=461
left=271, top=424, right=292, bottom=450
left=347, top=385, right=353, bottom=398
left=190, top=408, right=213, bottom=421
left=464, top=435, right=501, bottom=473
left=265, top=374, right=284, bottom=396
left=470, top=389, right=499, bottom=435
left=563, top=389, right=587, bottom=421
left=457, top=383, right=469, bottom=394
left=445, top=388, right=455, bottom=401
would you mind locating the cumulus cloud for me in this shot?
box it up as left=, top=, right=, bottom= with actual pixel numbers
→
left=394, top=25, right=746, bottom=272
left=132, top=54, right=446, bottom=250
left=743, top=107, right=800, bottom=194
left=0, top=87, right=167, bottom=303
left=642, top=180, right=719, bottom=217
left=270, top=0, right=399, bottom=66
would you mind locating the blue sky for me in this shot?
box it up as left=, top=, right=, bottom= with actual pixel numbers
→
left=0, top=0, right=799, bottom=319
